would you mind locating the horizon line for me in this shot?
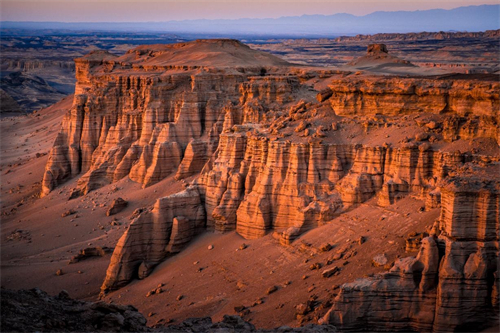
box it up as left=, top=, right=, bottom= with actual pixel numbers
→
left=1, top=3, right=497, bottom=24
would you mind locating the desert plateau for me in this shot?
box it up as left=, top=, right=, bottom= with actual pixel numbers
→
left=1, top=2, right=499, bottom=332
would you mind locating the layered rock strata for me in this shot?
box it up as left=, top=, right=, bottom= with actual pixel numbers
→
left=321, top=173, right=499, bottom=332
left=101, top=186, right=205, bottom=291
left=41, top=41, right=302, bottom=197
left=197, top=134, right=484, bottom=239
left=40, top=42, right=500, bottom=331
left=102, top=131, right=494, bottom=292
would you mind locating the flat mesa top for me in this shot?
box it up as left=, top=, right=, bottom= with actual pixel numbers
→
left=79, top=39, right=291, bottom=68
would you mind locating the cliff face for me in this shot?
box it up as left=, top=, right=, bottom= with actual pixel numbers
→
left=327, top=76, right=499, bottom=119
left=321, top=173, right=499, bottom=332
left=41, top=43, right=303, bottom=197
left=41, top=40, right=499, bottom=330
left=101, top=186, right=206, bottom=291
left=198, top=134, right=478, bottom=240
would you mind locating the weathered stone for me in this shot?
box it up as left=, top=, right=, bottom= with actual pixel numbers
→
left=371, top=253, right=388, bottom=267
left=106, top=198, right=128, bottom=216
left=321, top=175, right=500, bottom=332
left=322, top=266, right=340, bottom=278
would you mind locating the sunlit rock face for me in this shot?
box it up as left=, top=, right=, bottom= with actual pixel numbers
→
left=321, top=173, right=499, bottom=332
left=40, top=41, right=499, bottom=330
left=41, top=40, right=297, bottom=197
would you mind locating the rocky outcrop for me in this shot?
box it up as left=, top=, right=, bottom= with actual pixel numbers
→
left=1, top=288, right=337, bottom=333
left=197, top=134, right=486, bottom=241
left=103, top=131, right=492, bottom=290
left=324, top=76, right=499, bottom=120
left=347, top=43, right=415, bottom=69
left=1, top=288, right=149, bottom=332
left=321, top=173, right=499, bottom=332
left=101, top=186, right=206, bottom=292
left=106, top=197, right=128, bottom=216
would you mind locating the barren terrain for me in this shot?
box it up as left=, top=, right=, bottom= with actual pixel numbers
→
left=1, top=35, right=499, bottom=332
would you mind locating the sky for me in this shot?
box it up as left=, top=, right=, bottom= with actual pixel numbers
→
left=1, top=0, right=498, bottom=22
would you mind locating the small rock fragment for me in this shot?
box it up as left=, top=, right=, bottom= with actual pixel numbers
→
left=322, top=266, right=340, bottom=278
left=319, top=243, right=332, bottom=252
left=372, top=253, right=388, bottom=267
left=266, top=286, right=278, bottom=295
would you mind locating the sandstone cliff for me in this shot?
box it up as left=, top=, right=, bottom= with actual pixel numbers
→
left=321, top=171, right=499, bottom=331
left=40, top=40, right=499, bottom=331
left=41, top=41, right=303, bottom=197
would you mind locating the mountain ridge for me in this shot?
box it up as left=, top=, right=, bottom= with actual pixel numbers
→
left=1, top=5, right=498, bottom=36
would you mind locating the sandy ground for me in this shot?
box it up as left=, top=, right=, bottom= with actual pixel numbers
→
left=103, top=196, right=438, bottom=328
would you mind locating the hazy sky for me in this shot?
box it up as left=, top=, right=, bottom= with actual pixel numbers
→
left=1, top=0, right=497, bottom=22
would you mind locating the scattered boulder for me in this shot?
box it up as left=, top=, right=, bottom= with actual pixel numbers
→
left=61, top=209, right=77, bottom=217
left=372, top=253, right=388, bottom=267
left=266, top=286, right=278, bottom=295
left=415, top=132, right=429, bottom=142
left=6, top=229, right=31, bottom=242
left=106, top=198, right=128, bottom=216
left=314, top=126, right=327, bottom=138
left=69, top=247, right=112, bottom=264
left=310, top=263, right=323, bottom=270
left=426, top=121, right=439, bottom=130
left=295, top=121, right=308, bottom=132
left=295, top=301, right=312, bottom=317
left=318, top=243, right=332, bottom=252
left=322, top=266, right=340, bottom=278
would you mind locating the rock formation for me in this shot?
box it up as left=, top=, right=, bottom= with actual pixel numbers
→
left=106, top=197, right=128, bottom=216
left=39, top=40, right=499, bottom=331
left=101, top=186, right=206, bottom=292
left=41, top=40, right=298, bottom=197
left=346, top=43, right=415, bottom=70
left=321, top=172, right=499, bottom=332
left=1, top=288, right=336, bottom=332
left=1, top=288, right=149, bottom=332
left=0, top=88, right=25, bottom=116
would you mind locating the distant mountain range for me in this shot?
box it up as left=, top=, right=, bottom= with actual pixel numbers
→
left=1, top=5, right=499, bottom=37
